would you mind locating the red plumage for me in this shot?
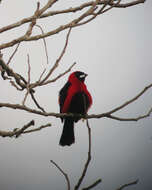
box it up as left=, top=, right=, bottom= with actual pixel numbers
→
left=59, top=71, right=92, bottom=146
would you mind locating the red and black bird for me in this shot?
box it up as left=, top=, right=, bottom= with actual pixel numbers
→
left=59, top=71, right=92, bottom=146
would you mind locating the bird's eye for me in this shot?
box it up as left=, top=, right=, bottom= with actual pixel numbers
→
left=79, top=74, right=86, bottom=78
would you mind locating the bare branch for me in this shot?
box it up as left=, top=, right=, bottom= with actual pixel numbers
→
left=0, top=0, right=146, bottom=35
left=0, top=121, right=51, bottom=138
left=38, top=68, right=47, bottom=83
left=107, top=83, right=152, bottom=115
left=74, top=120, right=92, bottom=190
left=30, top=92, right=46, bottom=112
left=29, top=62, right=76, bottom=89
left=0, top=79, right=152, bottom=122
left=0, top=0, right=146, bottom=50
left=105, top=107, right=152, bottom=121
left=0, top=57, right=28, bottom=90
left=25, top=2, right=40, bottom=37
left=35, top=25, right=49, bottom=65
left=82, top=179, right=102, bottom=190
left=22, top=123, right=52, bottom=134
left=42, top=0, right=146, bottom=19
left=39, top=27, right=72, bottom=85
left=22, top=54, right=31, bottom=105
left=40, top=62, right=76, bottom=86
left=7, top=43, right=20, bottom=65
left=0, top=120, right=34, bottom=138
left=15, top=120, right=34, bottom=138
left=116, top=179, right=139, bottom=190
left=50, top=160, right=70, bottom=190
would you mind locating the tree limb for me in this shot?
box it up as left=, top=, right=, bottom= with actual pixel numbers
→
left=0, top=0, right=146, bottom=35
left=0, top=0, right=146, bottom=50
left=0, top=120, right=51, bottom=138
left=0, top=83, right=152, bottom=122
left=75, top=120, right=92, bottom=190
left=50, top=160, right=70, bottom=190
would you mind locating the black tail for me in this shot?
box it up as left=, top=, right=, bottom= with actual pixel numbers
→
left=59, top=118, right=75, bottom=146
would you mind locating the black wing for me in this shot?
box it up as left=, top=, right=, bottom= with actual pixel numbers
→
left=59, top=81, right=71, bottom=113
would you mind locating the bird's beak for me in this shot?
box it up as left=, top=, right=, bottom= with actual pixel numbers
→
left=84, top=73, right=88, bottom=77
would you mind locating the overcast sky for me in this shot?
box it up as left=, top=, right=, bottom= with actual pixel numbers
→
left=0, top=0, right=152, bottom=190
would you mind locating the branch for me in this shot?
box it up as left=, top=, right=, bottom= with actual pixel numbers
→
left=22, top=123, right=52, bottom=134
left=50, top=160, right=70, bottom=190
left=0, top=120, right=51, bottom=138
left=35, top=25, right=49, bottom=65
left=25, top=2, right=40, bottom=37
left=0, top=83, right=152, bottom=122
left=74, top=0, right=121, bottom=27
left=22, top=54, right=31, bottom=105
left=39, top=27, right=72, bottom=85
left=30, top=92, right=46, bottom=112
left=0, top=0, right=146, bottom=50
left=41, top=0, right=146, bottom=19
left=82, top=179, right=102, bottom=190
left=107, top=83, right=152, bottom=115
left=0, top=120, right=34, bottom=137
left=29, top=62, right=76, bottom=88
left=74, top=120, right=92, bottom=190
left=7, top=43, right=20, bottom=65
left=116, top=179, right=139, bottom=190
left=0, top=0, right=146, bottom=34
left=0, top=57, right=28, bottom=90
left=105, top=107, right=152, bottom=121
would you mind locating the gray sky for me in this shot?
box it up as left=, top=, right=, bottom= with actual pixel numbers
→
left=0, top=0, right=152, bottom=190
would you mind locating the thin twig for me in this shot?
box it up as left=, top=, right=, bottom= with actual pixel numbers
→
left=22, top=54, right=31, bottom=105
left=15, top=120, right=34, bottom=138
left=30, top=92, right=46, bottom=112
left=29, top=62, right=76, bottom=88
left=0, top=121, right=51, bottom=138
left=25, top=2, right=40, bottom=37
left=82, top=179, right=102, bottom=190
left=35, top=25, right=49, bottom=65
left=50, top=160, right=70, bottom=190
left=38, top=68, right=47, bottom=83
left=106, top=107, right=152, bottom=121
left=39, top=27, right=72, bottom=85
left=74, top=120, right=92, bottom=190
left=7, top=43, right=20, bottom=65
left=107, top=83, right=152, bottom=115
left=0, top=120, right=34, bottom=138
left=40, top=62, right=76, bottom=86
left=116, top=179, right=139, bottom=190
left=22, top=123, right=51, bottom=134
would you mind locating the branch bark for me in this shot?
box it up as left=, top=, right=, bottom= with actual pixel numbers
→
left=0, top=120, right=51, bottom=138
left=0, top=83, right=151, bottom=122
left=0, top=0, right=146, bottom=50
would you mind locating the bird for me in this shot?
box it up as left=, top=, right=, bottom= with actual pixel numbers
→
left=59, top=71, right=92, bottom=146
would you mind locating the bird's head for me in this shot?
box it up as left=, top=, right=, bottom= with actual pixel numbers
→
left=69, top=71, right=88, bottom=83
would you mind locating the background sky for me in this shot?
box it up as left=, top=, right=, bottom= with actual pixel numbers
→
left=0, top=0, right=152, bottom=190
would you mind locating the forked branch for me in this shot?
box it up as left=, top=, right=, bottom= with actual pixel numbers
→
left=0, top=120, right=51, bottom=138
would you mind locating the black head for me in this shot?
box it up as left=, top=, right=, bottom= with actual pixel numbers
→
left=74, top=71, right=88, bottom=82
